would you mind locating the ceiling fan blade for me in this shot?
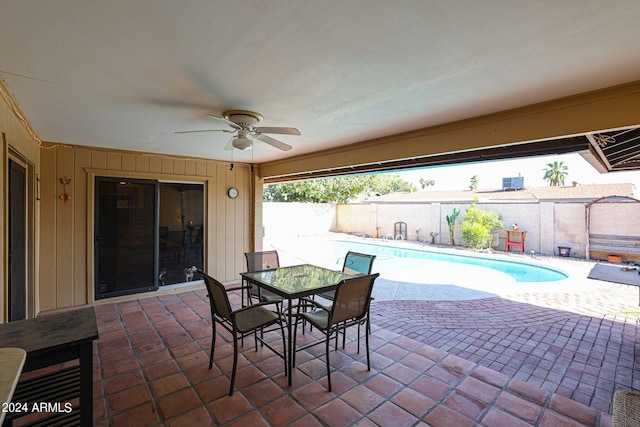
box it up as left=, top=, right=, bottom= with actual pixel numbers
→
left=207, top=114, right=241, bottom=130
left=255, top=126, right=300, bottom=135
left=255, top=134, right=293, bottom=151
left=175, top=129, right=234, bottom=134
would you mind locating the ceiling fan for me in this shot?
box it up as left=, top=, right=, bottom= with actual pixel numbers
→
left=176, top=110, right=300, bottom=151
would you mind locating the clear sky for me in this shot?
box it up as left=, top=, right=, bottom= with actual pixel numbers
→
left=397, top=153, right=640, bottom=192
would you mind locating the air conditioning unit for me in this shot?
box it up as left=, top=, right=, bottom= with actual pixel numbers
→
left=502, top=177, right=524, bottom=191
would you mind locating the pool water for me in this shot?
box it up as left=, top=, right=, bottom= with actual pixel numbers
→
left=328, top=240, right=568, bottom=283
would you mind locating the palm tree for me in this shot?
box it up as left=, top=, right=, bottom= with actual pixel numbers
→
left=542, top=161, right=568, bottom=186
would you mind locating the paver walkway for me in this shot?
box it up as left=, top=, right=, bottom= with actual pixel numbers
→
left=374, top=287, right=639, bottom=414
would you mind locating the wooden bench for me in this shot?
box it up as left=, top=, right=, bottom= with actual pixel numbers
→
left=589, top=234, right=640, bottom=261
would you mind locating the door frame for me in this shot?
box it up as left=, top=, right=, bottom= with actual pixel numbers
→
left=4, top=146, right=37, bottom=321
left=85, top=169, right=208, bottom=302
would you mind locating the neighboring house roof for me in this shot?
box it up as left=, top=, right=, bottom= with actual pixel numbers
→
left=364, top=183, right=636, bottom=203
left=529, top=183, right=635, bottom=201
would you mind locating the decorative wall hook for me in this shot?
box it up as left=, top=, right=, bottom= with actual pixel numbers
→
left=59, top=177, right=72, bottom=202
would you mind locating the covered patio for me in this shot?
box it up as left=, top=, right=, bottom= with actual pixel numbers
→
left=2, top=2, right=640, bottom=426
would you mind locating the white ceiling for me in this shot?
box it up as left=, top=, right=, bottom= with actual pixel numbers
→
left=1, top=1, right=640, bottom=164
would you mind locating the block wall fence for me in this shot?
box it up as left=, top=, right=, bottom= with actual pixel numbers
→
left=264, top=200, right=640, bottom=260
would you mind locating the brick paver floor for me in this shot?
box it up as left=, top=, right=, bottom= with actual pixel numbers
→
left=91, top=288, right=620, bottom=426
left=373, top=283, right=640, bottom=414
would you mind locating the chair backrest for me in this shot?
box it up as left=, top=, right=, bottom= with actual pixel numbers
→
left=330, top=273, right=379, bottom=325
left=245, top=250, right=280, bottom=272
left=394, top=221, right=407, bottom=240
left=342, top=251, right=376, bottom=275
left=198, top=270, right=233, bottom=322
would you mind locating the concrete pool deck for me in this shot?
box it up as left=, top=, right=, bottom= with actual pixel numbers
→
left=369, top=253, right=634, bottom=304
left=269, top=235, right=640, bottom=415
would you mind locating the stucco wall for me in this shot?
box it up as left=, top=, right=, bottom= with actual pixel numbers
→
left=552, top=203, right=588, bottom=255
left=264, top=202, right=336, bottom=238
left=590, top=200, right=640, bottom=236
left=266, top=199, right=640, bottom=260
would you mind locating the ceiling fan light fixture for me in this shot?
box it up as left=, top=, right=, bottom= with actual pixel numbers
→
left=178, top=110, right=298, bottom=152
left=232, top=135, right=252, bottom=150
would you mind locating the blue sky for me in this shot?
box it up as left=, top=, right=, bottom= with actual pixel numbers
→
left=398, top=153, right=640, bottom=191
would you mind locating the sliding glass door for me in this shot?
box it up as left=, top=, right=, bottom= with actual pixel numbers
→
left=95, top=177, right=159, bottom=299
left=158, top=182, right=204, bottom=285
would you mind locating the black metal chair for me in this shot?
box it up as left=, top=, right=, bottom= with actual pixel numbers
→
left=198, top=269, right=286, bottom=396
left=394, top=221, right=408, bottom=240
left=317, top=251, right=376, bottom=346
left=318, top=251, right=376, bottom=301
left=244, top=251, right=285, bottom=315
left=293, top=273, right=379, bottom=391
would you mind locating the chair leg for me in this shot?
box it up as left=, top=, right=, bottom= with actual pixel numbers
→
left=325, top=330, right=332, bottom=392
left=358, top=305, right=372, bottom=353
left=242, top=280, right=247, bottom=308
left=209, top=323, right=216, bottom=369
left=275, top=302, right=284, bottom=337
left=299, top=299, right=310, bottom=334
left=342, top=321, right=347, bottom=349
left=292, top=311, right=301, bottom=369
left=259, top=301, right=283, bottom=347
left=277, top=315, right=287, bottom=377
left=241, top=284, right=249, bottom=347
left=365, top=320, right=371, bottom=371
left=230, top=335, right=239, bottom=396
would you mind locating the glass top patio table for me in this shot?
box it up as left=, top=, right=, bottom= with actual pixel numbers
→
left=240, top=264, right=352, bottom=386
left=240, top=264, right=352, bottom=299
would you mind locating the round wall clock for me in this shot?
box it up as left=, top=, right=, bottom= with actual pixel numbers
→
left=227, top=187, right=239, bottom=199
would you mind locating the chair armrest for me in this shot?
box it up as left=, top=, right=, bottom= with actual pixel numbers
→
left=296, top=297, right=330, bottom=312
left=226, top=285, right=250, bottom=293
left=232, top=300, right=276, bottom=315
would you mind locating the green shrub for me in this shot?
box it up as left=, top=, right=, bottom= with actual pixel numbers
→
left=461, top=200, right=503, bottom=249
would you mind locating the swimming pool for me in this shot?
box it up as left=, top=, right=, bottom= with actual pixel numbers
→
left=325, top=239, right=568, bottom=282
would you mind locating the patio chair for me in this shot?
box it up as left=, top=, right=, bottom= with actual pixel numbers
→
left=198, top=269, right=287, bottom=396
left=244, top=251, right=284, bottom=317
left=613, top=389, right=640, bottom=426
left=318, top=251, right=376, bottom=300
left=293, top=273, right=379, bottom=391
left=317, top=251, right=376, bottom=346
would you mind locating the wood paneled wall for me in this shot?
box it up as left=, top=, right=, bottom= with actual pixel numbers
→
left=1, top=78, right=41, bottom=321
left=39, top=147, right=252, bottom=312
